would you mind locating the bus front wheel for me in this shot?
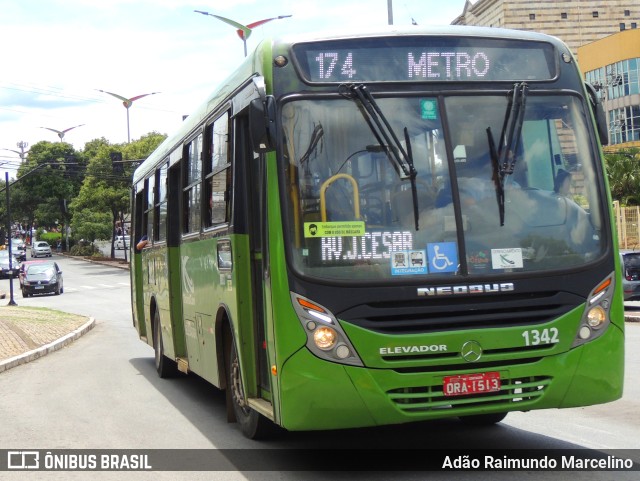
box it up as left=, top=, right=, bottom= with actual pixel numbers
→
left=225, top=337, right=273, bottom=439
left=153, top=310, right=178, bottom=378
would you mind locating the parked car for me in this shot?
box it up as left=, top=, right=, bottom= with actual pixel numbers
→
left=620, top=250, right=640, bottom=301
left=0, top=250, right=19, bottom=278
left=21, top=261, right=64, bottom=297
left=31, top=241, right=52, bottom=258
left=18, top=260, right=47, bottom=287
left=115, top=235, right=131, bottom=250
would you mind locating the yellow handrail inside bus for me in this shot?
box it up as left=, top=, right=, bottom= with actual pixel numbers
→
left=319, top=173, right=361, bottom=222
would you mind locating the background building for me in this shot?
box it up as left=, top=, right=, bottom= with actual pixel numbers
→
left=453, top=0, right=639, bottom=148
left=452, top=0, right=637, bottom=55
left=579, top=29, right=640, bottom=148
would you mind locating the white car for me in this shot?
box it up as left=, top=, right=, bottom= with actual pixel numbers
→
left=115, top=236, right=130, bottom=250
left=31, top=241, right=52, bottom=258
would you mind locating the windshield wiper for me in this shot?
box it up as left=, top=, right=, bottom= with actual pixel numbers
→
left=488, top=82, right=528, bottom=226
left=341, top=83, right=420, bottom=230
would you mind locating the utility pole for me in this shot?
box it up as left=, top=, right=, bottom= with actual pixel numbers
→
left=387, top=0, right=393, bottom=25
left=5, top=172, right=17, bottom=305
left=15, top=141, right=28, bottom=163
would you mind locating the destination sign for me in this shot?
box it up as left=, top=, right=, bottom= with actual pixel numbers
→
left=292, top=37, right=556, bottom=83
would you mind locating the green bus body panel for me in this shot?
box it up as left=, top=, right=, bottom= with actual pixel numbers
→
left=138, top=247, right=176, bottom=358
left=131, top=251, right=146, bottom=338
left=180, top=235, right=255, bottom=386
left=142, top=235, right=256, bottom=389
left=167, top=245, right=186, bottom=358
left=278, top=325, right=623, bottom=431
left=340, top=305, right=599, bottom=369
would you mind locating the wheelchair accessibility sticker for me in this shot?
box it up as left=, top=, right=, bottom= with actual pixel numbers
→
left=391, top=250, right=428, bottom=275
left=427, top=242, right=458, bottom=273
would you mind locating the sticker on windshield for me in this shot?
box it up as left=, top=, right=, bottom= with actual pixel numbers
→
left=420, top=99, right=438, bottom=120
left=391, top=250, right=428, bottom=275
left=491, top=248, right=524, bottom=269
left=304, top=221, right=365, bottom=238
left=467, top=249, right=491, bottom=271
left=427, top=242, right=458, bottom=273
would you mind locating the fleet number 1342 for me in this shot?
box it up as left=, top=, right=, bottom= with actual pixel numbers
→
left=522, top=327, right=559, bottom=346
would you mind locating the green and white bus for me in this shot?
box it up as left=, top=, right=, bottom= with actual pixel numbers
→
left=131, top=26, right=623, bottom=438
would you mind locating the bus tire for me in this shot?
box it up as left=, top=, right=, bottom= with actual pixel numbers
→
left=153, top=309, right=178, bottom=378
left=458, top=412, right=508, bottom=426
left=225, top=336, right=272, bottom=439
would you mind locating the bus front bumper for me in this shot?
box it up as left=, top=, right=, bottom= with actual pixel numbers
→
left=278, top=325, right=623, bottom=431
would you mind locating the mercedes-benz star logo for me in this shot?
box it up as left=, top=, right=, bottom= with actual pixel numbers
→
left=461, top=340, right=483, bottom=362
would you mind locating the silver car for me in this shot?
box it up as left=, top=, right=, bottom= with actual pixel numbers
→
left=31, top=241, right=52, bottom=258
left=620, top=250, right=640, bottom=301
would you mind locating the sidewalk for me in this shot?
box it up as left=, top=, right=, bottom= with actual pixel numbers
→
left=0, top=308, right=95, bottom=373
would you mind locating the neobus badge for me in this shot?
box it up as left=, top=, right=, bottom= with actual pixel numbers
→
left=417, top=283, right=515, bottom=297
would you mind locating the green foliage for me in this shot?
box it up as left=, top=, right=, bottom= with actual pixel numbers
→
left=605, top=148, right=640, bottom=205
left=71, top=209, right=112, bottom=242
left=69, top=242, right=101, bottom=257
left=40, top=232, right=62, bottom=245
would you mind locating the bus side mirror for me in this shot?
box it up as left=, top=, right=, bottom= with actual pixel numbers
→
left=249, top=96, right=276, bottom=153
left=585, top=83, right=608, bottom=146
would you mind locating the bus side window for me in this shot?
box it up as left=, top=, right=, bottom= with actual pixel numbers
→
left=183, top=133, right=203, bottom=233
left=155, top=162, right=168, bottom=241
left=143, top=176, right=154, bottom=243
left=205, top=112, right=231, bottom=227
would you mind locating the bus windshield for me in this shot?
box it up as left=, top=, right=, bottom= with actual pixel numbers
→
left=282, top=92, right=604, bottom=282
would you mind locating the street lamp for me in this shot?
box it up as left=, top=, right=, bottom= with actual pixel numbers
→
left=1, top=142, right=29, bottom=164
left=194, top=11, right=292, bottom=57
left=97, top=90, right=160, bottom=143
left=40, top=125, right=85, bottom=142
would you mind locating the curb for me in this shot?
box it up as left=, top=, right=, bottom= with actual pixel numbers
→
left=60, top=252, right=130, bottom=270
left=0, top=317, right=96, bottom=374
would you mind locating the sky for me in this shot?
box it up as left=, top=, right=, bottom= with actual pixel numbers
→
left=0, top=0, right=467, bottom=178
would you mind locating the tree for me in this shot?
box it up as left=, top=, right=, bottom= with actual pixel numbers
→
left=13, top=141, right=84, bottom=246
left=70, top=132, right=166, bottom=257
left=605, top=148, right=640, bottom=205
left=70, top=208, right=112, bottom=242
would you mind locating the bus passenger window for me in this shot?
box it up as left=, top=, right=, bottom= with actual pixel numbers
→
left=205, top=113, right=230, bottom=228
left=183, top=134, right=203, bottom=233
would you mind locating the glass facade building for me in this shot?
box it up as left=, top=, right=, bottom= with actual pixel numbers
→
left=579, top=30, right=640, bottom=148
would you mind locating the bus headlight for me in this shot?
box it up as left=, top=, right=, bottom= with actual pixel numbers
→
left=586, top=306, right=606, bottom=328
left=314, top=326, right=337, bottom=350
left=291, top=292, right=364, bottom=366
left=573, top=273, right=614, bottom=347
